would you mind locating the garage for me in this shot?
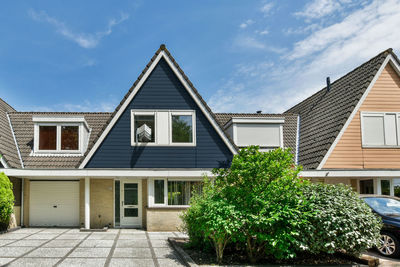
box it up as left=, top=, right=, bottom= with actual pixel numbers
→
left=29, top=181, right=80, bottom=227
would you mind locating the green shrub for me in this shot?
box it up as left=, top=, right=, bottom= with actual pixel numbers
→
left=0, top=172, right=14, bottom=231
left=212, top=146, right=311, bottom=262
left=181, top=179, right=242, bottom=263
left=299, top=183, right=381, bottom=255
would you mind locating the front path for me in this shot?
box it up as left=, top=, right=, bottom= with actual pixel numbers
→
left=0, top=228, right=187, bottom=267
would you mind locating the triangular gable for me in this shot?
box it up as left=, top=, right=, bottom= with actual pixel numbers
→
left=318, top=53, right=400, bottom=169
left=79, top=45, right=237, bottom=168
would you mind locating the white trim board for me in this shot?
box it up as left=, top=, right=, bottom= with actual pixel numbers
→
left=301, top=169, right=400, bottom=178
left=0, top=156, right=8, bottom=168
left=7, top=113, right=24, bottom=168
left=79, top=51, right=237, bottom=168
left=317, top=54, right=399, bottom=170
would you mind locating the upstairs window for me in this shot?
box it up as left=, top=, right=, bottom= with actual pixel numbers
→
left=131, top=110, right=196, bottom=146
left=33, top=116, right=90, bottom=155
left=361, top=112, right=400, bottom=147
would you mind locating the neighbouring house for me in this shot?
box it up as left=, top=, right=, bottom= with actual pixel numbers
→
left=288, top=48, right=400, bottom=197
left=0, top=45, right=298, bottom=231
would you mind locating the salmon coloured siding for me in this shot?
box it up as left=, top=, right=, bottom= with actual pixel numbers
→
left=323, top=63, right=400, bottom=169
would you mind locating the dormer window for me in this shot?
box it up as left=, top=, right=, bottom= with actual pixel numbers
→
left=33, top=116, right=90, bottom=155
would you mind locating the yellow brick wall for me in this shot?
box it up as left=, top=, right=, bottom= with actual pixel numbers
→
left=146, top=208, right=186, bottom=231
left=90, top=179, right=114, bottom=229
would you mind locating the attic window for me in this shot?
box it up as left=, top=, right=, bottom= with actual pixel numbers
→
left=61, top=126, right=79, bottom=150
left=39, top=126, right=57, bottom=150
left=133, top=114, right=155, bottom=143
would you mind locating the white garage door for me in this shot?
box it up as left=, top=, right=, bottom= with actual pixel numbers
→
left=30, top=181, right=80, bottom=227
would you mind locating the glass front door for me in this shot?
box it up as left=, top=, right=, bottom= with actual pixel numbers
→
left=120, top=180, right=142, bottom=227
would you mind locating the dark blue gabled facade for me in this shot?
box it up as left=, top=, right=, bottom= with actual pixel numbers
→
left=86, top=58, right=233, bottom=168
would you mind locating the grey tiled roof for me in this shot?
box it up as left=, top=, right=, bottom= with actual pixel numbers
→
left=285, top=48, right=397, bottom=170
left=215, top=113, right=299, bottom=153
left=0, top=98, right=21, bottom=168
left=8, top=112, right=111, bottom=169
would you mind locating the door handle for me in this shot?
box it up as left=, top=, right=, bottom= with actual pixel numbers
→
left=53, top=205, right=58, bottom=208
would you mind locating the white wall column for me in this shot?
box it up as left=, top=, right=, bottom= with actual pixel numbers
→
left=85, top=177, right=90, bottom=229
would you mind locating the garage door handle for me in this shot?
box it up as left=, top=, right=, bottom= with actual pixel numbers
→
left=53, top=205, right=57, bottom=208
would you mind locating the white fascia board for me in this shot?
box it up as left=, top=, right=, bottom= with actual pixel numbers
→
left=32, top=116, right=90, bottom=130
left=7, top=113, right=24, bottom=168
left=0, top=156, right=8, bottom=168
left=79, top=51, right=237, bottom=168
left=295, top=115, right=300, bottom=165
left=1, top=168, right=213, bottom=178
left=301, top=169, right=400, bottom=178
left=317, top=54, right=394, bottom=170
left=225, top=117, right=285, bottom=128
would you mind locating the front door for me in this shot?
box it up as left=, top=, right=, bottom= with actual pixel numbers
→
left=120, top=180, right=142, bottom=227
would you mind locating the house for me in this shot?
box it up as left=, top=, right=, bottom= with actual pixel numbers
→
left=0, top=45, right=298, bottom=231
left=288, top=48, right=400, bottom=197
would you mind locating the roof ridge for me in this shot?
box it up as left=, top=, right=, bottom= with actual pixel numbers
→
left=285, top=48, right=392, bottom=114
left=8, top=111, right=113, bottom=114
left=0, top=97, right=16, bottom=112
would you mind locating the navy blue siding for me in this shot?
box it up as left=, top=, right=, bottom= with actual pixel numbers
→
left=86, top=58, right=233, bottom=168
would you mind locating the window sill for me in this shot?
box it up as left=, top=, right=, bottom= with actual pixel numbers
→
left=131, top=143, right=196, bottom=147
left=362, top=145, right=400, bottom=149
left=31, top=151, right=83, bottom=157
left=146, top=205, right=189, bottom=210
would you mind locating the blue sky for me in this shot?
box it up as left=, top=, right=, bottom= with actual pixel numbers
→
left=1, top=0, right=399, bottom=113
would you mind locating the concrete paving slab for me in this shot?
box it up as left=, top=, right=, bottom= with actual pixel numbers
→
left=0, top=239, right=16, bottom=246
left=119, top=234, right=147, bottom=240
left=153, top=247, right=178, bottom=259
left=58, top=257, right=107, bottom=267
left=148, top=234, right=170, bottom=240
left=25, top=233, right=59, bottom=240
left=109, top=258, right=155, bottom=267
left=10, top=228, right=42, bottom=234
left=150, top=239, right=170, bottom=248
left=157, top=258, right=186, bottom=267
left=0, top=246, right=34, bottom=257
left=8, top=257, right=61, bottom=267
left=116, top=239, right=149, bottom=248
left=68, top=247, right=111, bottom=258
left=56, top=234, right=89, bottom=240
left=7, top=239, right=48, bottom=247
left=120, top=229, right=146, bottom=234
left=40, top=228, right=69, bottom=233
left=24, top=247, right=72, bottom=258
left=79, top=239, right=114, bottom=248
left=112, top=248, right=152, bottom=258
left=0, top=257, right=14, bottom=266
left=42, top=239, right=81, bottom=248
left=87, top=233, right=117, bottom=240
left=0, top=233, right=30, bottom=240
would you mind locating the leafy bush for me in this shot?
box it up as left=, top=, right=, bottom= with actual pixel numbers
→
left=181, top=179, right=242, bottom=263
left=0, top=172, right=14, bottom=231
left=299, top=183, right=381, bottom=255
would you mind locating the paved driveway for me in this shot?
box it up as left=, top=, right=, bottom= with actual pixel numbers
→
left=0, top=228, right=187, bottom=267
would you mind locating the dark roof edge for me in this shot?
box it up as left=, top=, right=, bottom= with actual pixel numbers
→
left=284, top=48, right=395, bottom=114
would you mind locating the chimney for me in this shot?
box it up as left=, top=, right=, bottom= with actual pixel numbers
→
left=256, top=110, right=262, bottom=114
left=326, top=77, right=331, bottom=92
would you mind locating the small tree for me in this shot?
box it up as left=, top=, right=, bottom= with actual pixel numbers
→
left=181, top=179, right=242, bottom=263
left=0, top=172, right=14, bottom=231
left=212, top=146, right=311, bottom=262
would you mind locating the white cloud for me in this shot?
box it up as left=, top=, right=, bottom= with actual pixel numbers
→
left=239, top=19, right=255, bottom=29
left=209, top=0, right=400, bottom=113
left=256, top=29, right=269, bottom=35
left=260, top=2, right=274, bottom=16
left=29, top=9, right=129, bottom=49
left=233, top=36, right=286, bottom=53
left=294, top=0, right=352, bottom=20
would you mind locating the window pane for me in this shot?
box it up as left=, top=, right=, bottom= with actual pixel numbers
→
left=363, top=116, right=384, bottom=146
left=154, top=180, right=165, bottom=204
left=168, top=181, right=202, bottom=205
left=39, top=126, right=57, bottom=150
left=172, top=115, right=193, bottom=143
left=381, top=180, right=390, bottom=195
left=385, top=114, right=398, bottom=146
left=394, top=179, right=400, bottom=198
left=61, top=126, right=79, bottom=150
left=115, top=181, right=120, bottom=226
left=134, top=115, right=155, bottom=143
left=360, top=179, right=374, bottom=194
left=124, top=183, right=138, bottom=205
left=124, top=208, right=138, bottom=217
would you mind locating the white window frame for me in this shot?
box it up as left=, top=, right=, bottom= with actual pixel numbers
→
left=361, top=111, right=400, bottom=148
left=34, top=123, right=83, bottom=154
left=130, top=111, right=157, bottom=146
left=130, top=110, right=196, bottom=147
left=170, top=111, right=196, bottom=146
left=148, top=178, right=203, bottom=208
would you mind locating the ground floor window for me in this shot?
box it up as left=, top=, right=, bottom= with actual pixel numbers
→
left=360, top=179, right=374, bottom=194
left=150, top=179, right=203, bottom=206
